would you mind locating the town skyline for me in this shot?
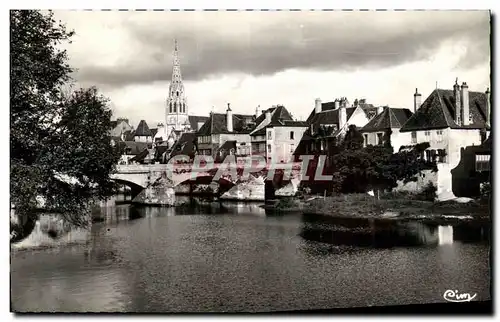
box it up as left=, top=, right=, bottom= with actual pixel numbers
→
left=54, top=10, right=490, bottom=126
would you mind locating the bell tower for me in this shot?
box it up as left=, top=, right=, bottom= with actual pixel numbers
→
left=166, top=39, right=189, bottom=133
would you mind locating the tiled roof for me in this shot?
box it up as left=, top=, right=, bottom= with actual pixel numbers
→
left=123, top=141, right=149, bottom=155
left=135, top=120, right=152, bottom=136
left=307, top=107, right=356, bottom=133
left=150, top=128, right=158, bottom=138
left=188, top=115, right=210, bottom=131
left=361, top=107, right=413, bottom=132
left=250, top=105, right=294, bottom=136
left=169, top=132, right=198, bottom=158
left=400, top=89, right=489, bottom=132
left=197, top=113, right=255, bottom=136
left=123, top=130, right=135, bottom=141
left=268, top=120, right=307, bottom=128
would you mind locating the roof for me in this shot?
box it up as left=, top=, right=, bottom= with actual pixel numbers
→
left=250, top=105, right=295, bottom=136
left=268, top=120, right=307, bottom=128
left=361, top=107, right=413, bottom=132
left=129, top=149, right=150, bottom=163
left=123, top=130, right=135, bottom=141
left=135, top=120, right=152, bottom=136
left=169, top=132, right=198, bottom=158
left=307, top=107, right=356, bottom=132
left=150, top=128, right=158, bottom=138
left=197, top=113, right=255, bottom=136
left=188, top=115, right=209, bottom=131
left=218, top=140, right=237, bottom=154
left=123, top=141, right=149, bottom=155
left=400, top=89, right=489, bottom=132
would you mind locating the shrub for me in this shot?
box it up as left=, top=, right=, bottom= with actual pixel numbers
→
left=415, top=182, right=437, bottom=201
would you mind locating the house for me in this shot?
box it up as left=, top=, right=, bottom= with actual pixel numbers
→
left=196, top=104, right=255, bottom=160
left=360, top=106, right=414, bottom=152
left=451, top=135, right=491, bottom=197
left=293, top=97, right=373, bottom=156
left=134, top=120, right=153, bottom=143
left=165, top=132, right=199, bottom=162
left=249, top=105, right=306, bottom=163
left=399, top=80, right=491, bottom=198
left=119, top=141, right=152, bottom=165
left=110, top=118, right=133, bottom=140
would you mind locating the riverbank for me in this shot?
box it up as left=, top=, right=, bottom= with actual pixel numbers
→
left=269, top=193, right=490, bottom=224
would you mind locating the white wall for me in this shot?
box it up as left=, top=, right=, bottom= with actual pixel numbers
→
left=267, top=126, right=307, bottom=163
left=134, top=135, right=152, bottom=143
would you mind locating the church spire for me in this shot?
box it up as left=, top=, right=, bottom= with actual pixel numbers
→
left=171, top=38, right=183, bottom=86
left=166, top=39, right=188, bottom=132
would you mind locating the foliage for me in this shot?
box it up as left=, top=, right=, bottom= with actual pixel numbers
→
left=480, top=181, right=491, bottom=200
left=327, top=126, right=437, bottom=195
left=414, top=182, right=437, bottom=201
left=10, top=10, right=121, bottom=228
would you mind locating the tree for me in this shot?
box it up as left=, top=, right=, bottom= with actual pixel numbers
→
left=330, top=125, right=437, bottom=196
left=10, top=10, right=120, bottom=231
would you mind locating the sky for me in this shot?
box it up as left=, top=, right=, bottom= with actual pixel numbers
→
left=53, top=10, right=491, bottom=128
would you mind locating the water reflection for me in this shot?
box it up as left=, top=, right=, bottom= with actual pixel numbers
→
left=300, top=215, right=490, bottom=248
left=11, top=200, right=491, bottom=313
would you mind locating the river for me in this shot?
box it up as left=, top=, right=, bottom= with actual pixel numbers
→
left=10, top=198, right=491, bottom=313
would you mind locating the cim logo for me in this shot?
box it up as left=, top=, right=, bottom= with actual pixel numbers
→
left=443, top=289, right=477, bottom=302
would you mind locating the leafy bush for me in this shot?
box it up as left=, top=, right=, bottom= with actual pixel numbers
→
left=415, top=182, right=437, bottom=201
left=480, top=181, right=491, bottom=199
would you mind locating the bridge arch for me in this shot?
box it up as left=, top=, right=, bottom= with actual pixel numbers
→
left=111, top=178, right=146, bottom=198
left=175, top=175, right=236, bottom=196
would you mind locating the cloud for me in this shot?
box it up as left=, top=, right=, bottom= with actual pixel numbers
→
left=58, top=10, right=490, bottom=89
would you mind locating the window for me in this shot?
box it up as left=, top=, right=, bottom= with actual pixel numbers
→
left=424, top=131, right=431, bottom=137
left=469, top=113, right=473, bottom=124
left=290, top=131, right=294, bottom=140
left=290, top=144, right=295, bottom=153
left=320, top=140, right=324, bottom=151
left=476, top=154, right=491, bottom=172
left=267, top=131, right=272, bottom=140
left=267, top=144, right=272, bottom=152
left=436, top=130, right=443, bottom=142
left=377, top=133, right=384, bottom=145
left=411, top=131, right=417, bottom=144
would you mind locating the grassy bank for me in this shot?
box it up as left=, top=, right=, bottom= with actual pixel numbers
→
left=303, top=193, right=490, bottom=222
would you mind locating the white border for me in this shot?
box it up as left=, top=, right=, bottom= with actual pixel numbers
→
left=2, top=1, right=497, bottom=321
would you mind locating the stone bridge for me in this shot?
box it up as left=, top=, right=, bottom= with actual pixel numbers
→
left=111, top=161, right=303, bottom=191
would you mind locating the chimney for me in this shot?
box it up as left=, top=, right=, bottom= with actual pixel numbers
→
left=226, top=103, right=233, bottom=132
left=461, top=82, right=470, bottom=126
left=414, top=88, right=422, bottom=113
left=486, top=87, right=491, bottom=127
left=315, top=98, right=322, bottom=114
left=453, top=78, right=461, bottom=124
left=255, top=105, right=260, bottom=118
left=334, top=99, right=340, bottom=110
left=339, top=105, right=347, bottom=130
left=265, top=109, right=272, bottom=123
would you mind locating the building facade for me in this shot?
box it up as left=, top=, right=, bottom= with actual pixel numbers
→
left=399, top=80, right=491, bottom=198
left=196, top=104, right=255, bottom=161
left=360, top=106, right=414, bottom=152
left=134, top=120, right=153, bottom=143
left=294, top=97, right=373, bottom=156
left=249, top=105, right=306, bottom=163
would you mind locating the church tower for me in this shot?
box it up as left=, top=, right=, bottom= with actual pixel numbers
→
left=166, top=39, right=189, bottom=133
